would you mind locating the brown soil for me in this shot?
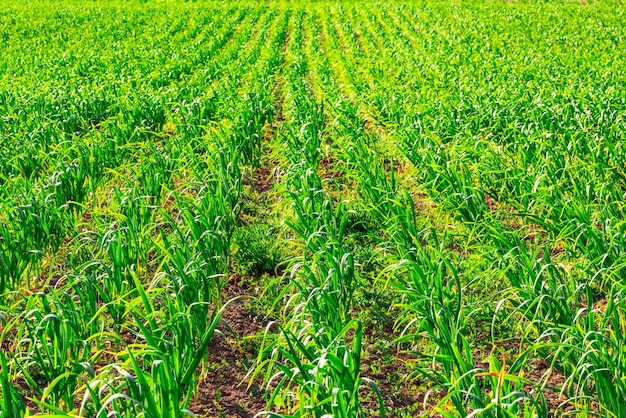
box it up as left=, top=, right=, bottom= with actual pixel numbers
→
left=318, top=155, right=344, bottom=180
left=473, top=343, right=575, bottom=415
left=525, top=359, right=572, bottom=414
left=360, top=341, right=430, bottom=416
left=244, top=166, right=276, bottom=195
left=188, top=281, right=270, bottom=417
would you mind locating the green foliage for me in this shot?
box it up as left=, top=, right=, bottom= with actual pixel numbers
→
left=1, top=0, right=625, bottom=417
left=234, top=223, right=283, bottom=277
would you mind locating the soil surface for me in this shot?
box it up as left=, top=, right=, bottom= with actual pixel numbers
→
left=188, top=282, right=269, bottom=417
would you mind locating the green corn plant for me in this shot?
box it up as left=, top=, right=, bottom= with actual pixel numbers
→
left=125, top=277, right=232, bottom=405
left=77, top=260, right=128, bottom=329
left=286, top=100, right=326, bottom=170
left=256, top=320, right=382, bottom=418
left=536, top=283, right=626, bottom=417
left=15, top=292, right=96, bottom=411
left=48, top=160, right=90, bottom=213
left=136, top=142, right=179, bottom=206
left=13, top=193, right=71, bottom=254
left=465, top=353, right=548, bottom=418
left=73, top=258, right=231, bottom=415
left=0, top=351, right=26, bottom=418
left=161, top=198, right=231, bottom=306
left=232, top=93, right=273, bottom=168
left=92, top=353, right=196, bottom=418
left=253, top=124, right=382, bottom=416
left=2, top=1, right=626, bottom=417
left=0, top=221, right=30, bottom=302
left=485, top=225, right=582, bottom=341
left=254, top=247, right=381, bottom=417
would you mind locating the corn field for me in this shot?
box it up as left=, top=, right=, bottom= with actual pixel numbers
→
left=1, top=0, right=625, bottom=417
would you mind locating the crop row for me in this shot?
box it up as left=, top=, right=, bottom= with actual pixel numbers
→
left=1, top=1, right=626, bottom=417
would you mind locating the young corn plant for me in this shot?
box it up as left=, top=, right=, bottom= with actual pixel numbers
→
left=15, top=291, right=97, bottom=412
left=78, top=355, right=197, bottom=418
left=121, top=277, right=231, bottom=412
left=0, top=351, right=26, bottom=418
left=387, top=203, right=547, bottom=417
left=537, top=283, right=626, bottom=417
left=335, top=113, right=545, bottom=416
left=252, top=106, right=383, bottom=416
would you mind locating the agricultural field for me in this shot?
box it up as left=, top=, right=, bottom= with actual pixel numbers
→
left=1, top=0, right=625, bottom=416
